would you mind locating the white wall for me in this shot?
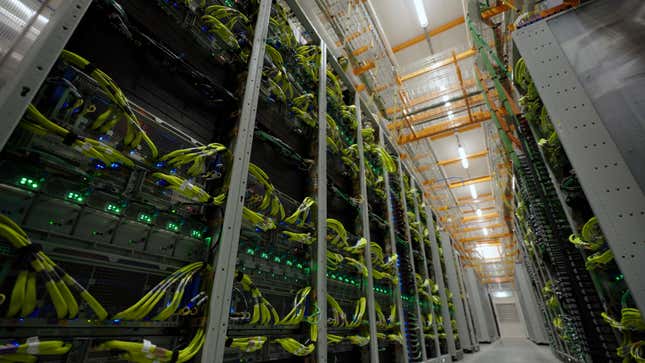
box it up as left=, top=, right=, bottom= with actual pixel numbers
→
left=492, top=295, right=528, bottom=338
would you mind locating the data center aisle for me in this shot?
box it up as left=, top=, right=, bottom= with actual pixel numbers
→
left=462, top=338, right=559, bottom=363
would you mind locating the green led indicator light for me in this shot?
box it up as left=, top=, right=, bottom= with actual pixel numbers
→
left=286, top=260, right=293, bottom=266
left=273, top=256, right=281, bottom=263
left=304, top=267, right=310, bottom=274
left=105, top=203, right=122, bottom=215
left=204, top=236, right=212, bottom=246
left=166, top=222, right=180, bottom=232
left=261, top=252, right=269, bottom=260
left=296, top=263, right=303, bottom=269
left=138, top=213, right=153, bottom=224
left=191, top=230, right=202, bottom=239
left=18, top=177, right=39, bottom=190
left=246, top=248, right=255, bottom=255
left=66, top=192, right=84, bottom=203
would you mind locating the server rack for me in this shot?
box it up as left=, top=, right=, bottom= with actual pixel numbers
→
left=0, top=1, right=460, bottom=363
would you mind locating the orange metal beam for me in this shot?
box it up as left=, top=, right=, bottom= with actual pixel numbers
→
left=400, top=49, right=477, bottom=83
left=392, top=16, right=465, bottom=53
left=385, top=79, right=478, bottom=116
left=429, top=123, right=482, bottom=140
left=437, top=149, right=488, bottom=166
left=463, top=206, right=497, bottom=214
left=461, top=232, right=512, bottom=242
left=463, top=212, right=499, bottom=222
left=448, top=175, right=492, bottom=189
left=458, top=192, right=493, bottom=201
left=458, top=196, right=495, bottom=205
left=388, top=93, right=485, bottom=130
left=481, top=4, right=511, bottom=20
left=457, top=223, right=504, bottom=233
left=353, top=61, right=375, bottom=76
left=397, top=111, right=491, bottom=144
left=352, top=45, right=370, bottom=57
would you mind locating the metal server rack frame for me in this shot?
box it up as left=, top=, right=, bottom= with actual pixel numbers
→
left=512, top=2, right=645, bottom=315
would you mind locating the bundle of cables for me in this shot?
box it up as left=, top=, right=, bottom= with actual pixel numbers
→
left=346, top=297, right=366, bottom=328
left=20, top=104, right=133, bottom=168
left=326, top=69, right=343, bottom=104
left=283, top=197, right=315, bottom=226
left=326, top=250, right=344, bottom=271
left=346, top=335, right=370, bottom=347
left=344, top=256, right=368, bottom=277
left=375, top=302, right=387, bottom=329
left=282, top=231, right=314, bottom=245
left=568, top=217, right=604, bottom=251
left=327, top=219, right=348, bottom=248
left=327, top=334, right=344, bottom=345
left=248, top=163, right=285, bottom=220
left=0, top=338, right=71, bottom=363
left=158, top=143, right=228, bottom=178
left=294, top=45, right=320, bottom=81
left=585, top=249, right=614, bottom=270
left=226, top=336, right=267, bottom=353
left=327, top=294, right=348, bottom=327
left=264, top=67, right=294, bottom=104
left=290, top=93, right=316, bottom=128
left=344, top=237, right=367, bottom=255
left=235, top=272, right=280, bottom=325
left=96, top=329, right=204, bottom=363
left=381, top=254, right=398, bottom=270
left=273, top=338, right=314, bottom=356
left=277, top=287, right=311, bottom=325
left=1, top=215, right=108, bottom=320
left=113, top=262, right=205, bottom=321
left=59, top=50, right=158, bottom=158
left=201, top=5, right=249, bottom=50
left=373, top=269, right=396, bottom=284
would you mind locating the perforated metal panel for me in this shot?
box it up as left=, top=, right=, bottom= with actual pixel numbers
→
left=513, top=2, right=645, bottom=314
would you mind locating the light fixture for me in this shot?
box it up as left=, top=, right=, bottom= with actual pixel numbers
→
left=476, top=208, right=482, bottom=217
left=458, top=146, right=469, bottom=169
left=412, top=0, right=429, bottom=28
left=469, top=184, right=478, bottom=199
left=483, top=227, right=489, bottom=236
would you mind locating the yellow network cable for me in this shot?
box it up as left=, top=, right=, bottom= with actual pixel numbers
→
left=585, top=249, right=614, bottom=270
left=0, top=339, right=71, bottom=363
left=227, top=336, right=267, bottom=353
left=282, top=231, right=314, bottom=245
left=327, top=294, right=348, bottom=327
left=159, top=143, right=227, bottom=178
left=21, top=105, right=133, bottom=168
left=344, top=257, right=368, bottom=277
left=273, top=338, right=314, bottom=356
left=59, top=50, right=158, bottom=158
left=346, top=335, right=370, bottom=346
left=1, top=215, right=107, bottom=320
left=347, top=297, right=366, bottom=328
left=327, top=250, right=344, bottom=270
left=278, top=287, right=311, bottom=325
left=344, top=237, right=367, bottom=255
left=327, top=219, right=348, bottom=248
left=96, top=329, right=204, bottom=362
left=283, top=197, right=315, bottom=226
left=113, top=262, right=204, bottom=321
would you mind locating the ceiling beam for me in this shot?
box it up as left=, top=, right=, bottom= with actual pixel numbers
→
left=448, top=175, right=492, bottom=189
left=437, top=149, right=489, bottom=167
left=461, top=232, right=512, bottom=242
left=400, top=48, right=477, bottom=82
left=456, top=223, right=504, bottom=233
left=392, top=16, right=465, bottom=53
left=458, top=195, right=494, bottom=204
left=481, top=276, right=514, bottom=284
left=397, top=112, right=491, bottom=144
left=388, top=93, right=485, bottom=130
left=463, top=212, right=499, bottom=222
left=463, top=206, right=497, bottom=214
left=385, top=79, right=478, bottom=116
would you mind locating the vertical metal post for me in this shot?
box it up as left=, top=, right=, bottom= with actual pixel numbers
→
left=426, top=212, right=456, bottom=356
left=356, top=97, right=379, bottom=362
left=411, top=195, right=441, bottom=357
left=0, top=0, right=92, bottom=150
left=201, top=1, right=272, bottom=361
left=455, top=254, right=478, bottom=350
left=440, top=231, right=471, bottom=354
left=380, top=127, right=409, bottom=363
left=398, top=160, right=427, bottom=362
left=315, top=41, right=328, bottom=363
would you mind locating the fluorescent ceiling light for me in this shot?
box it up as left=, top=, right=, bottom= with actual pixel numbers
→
left=476, top=208, right=482, bottom=217
left=469, top=184, right=478, bottom=200
left=413, top=0, right=429, bottom=28
left=483, top=227, right=489, bottom=236
left=458, top=146, right=468, bottom=169
left=492, top=290, right=512, bottom=298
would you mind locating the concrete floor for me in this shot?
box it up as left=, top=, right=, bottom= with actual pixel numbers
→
left=462, top=338, right=559, bottom=363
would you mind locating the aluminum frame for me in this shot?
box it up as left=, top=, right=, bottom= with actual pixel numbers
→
left=513, top=8, right=645, bottom=314
left=439, top=231, right=473, bottom=353
left=201, top=1, right=272, bottom=360
left=411, top=191, right=441, bottom=357
left=0, top=0, right=92, bottom=150
left=315, top=40, right=329, bottom=363
left=398, top=159, right=428, bottom=362
left=381, top=128, right=410, bottom=363
left=426, top=209, right=456, bottom=356
left=356, top=96, right=379, bottom=362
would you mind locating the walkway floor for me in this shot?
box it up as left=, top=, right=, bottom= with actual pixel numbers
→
left=462, top=338, right=559, bottom=363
